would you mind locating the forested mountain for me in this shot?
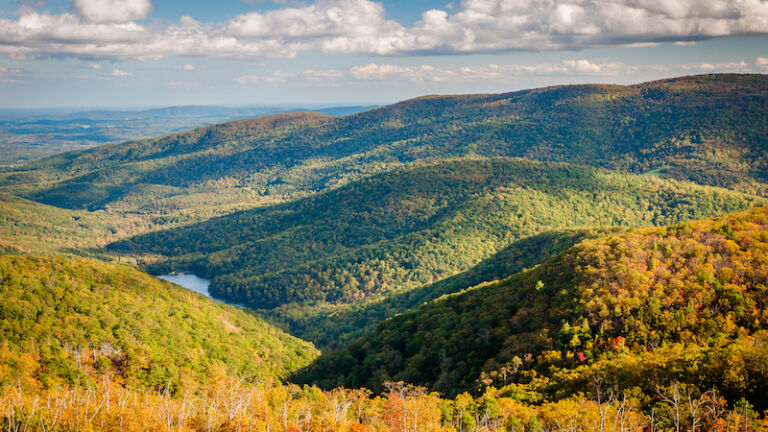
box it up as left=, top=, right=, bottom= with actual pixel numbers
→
left=1, top=74, right=768, bottom=431
left=1, top=74, right=766, bottom=220
left=297, top=206, right=768, bottom=409
left=111, top=158, right=761, bottom=313
left=0, top=104, right=376, bottom=166
left=270, top=228, right=613, bottom=349
left=0, top=255, right=318, bottom=390
left=4, top=212, right=768, bottom=432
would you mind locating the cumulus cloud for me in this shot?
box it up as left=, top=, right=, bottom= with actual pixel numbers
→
left=226, top=0, right=412, bottom=55
left=404, top=0, right=768, bottom=54
left=72, top=0, right=152, bottom=23
left=112, top=68, right=130, bottom=76
left=0, top=0, right=767, bottom=60
left=0, top=13, right=149, bottom=59
left=756, top=57, right=768, bottom=70
left=0, top=14, right=299, bottom=60
left=563, top=59, right=605, bottom=73
left=182, top=64, right=195, bottom=70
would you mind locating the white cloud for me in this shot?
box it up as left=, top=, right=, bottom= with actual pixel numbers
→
left=0, top=13, right=150, bottom=59
left=562, top=59, right=625, bottom=74
left=87, top=62, right=102, bottom=69
left=226, top=0, right=412, bottom=55
left=72, top=0, right=152, bottom=24
left=112, top=68, right=130, bottom=76
left=756, top=57, right=768, bottom=70
left=0, top=14, right=298, bottom=60
left=563, top=59, right=605, bottom=74
left=0, top=0, right=767, bottom=60
left=182, top=64, right=195, bottom=70
left=404, top=0, right=768, bottom=54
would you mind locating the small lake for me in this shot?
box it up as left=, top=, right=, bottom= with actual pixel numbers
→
left=158, top=273, right=212, bottom=298
left=157, top=273, right=248, bottom=308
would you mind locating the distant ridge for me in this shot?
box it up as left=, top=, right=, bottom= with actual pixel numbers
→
left=2, top=73, right=765, bottom=212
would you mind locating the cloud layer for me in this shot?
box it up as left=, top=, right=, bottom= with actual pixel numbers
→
left=236, top=57, right=768, bottom=86
left=1, top=0, right=767, bottom=60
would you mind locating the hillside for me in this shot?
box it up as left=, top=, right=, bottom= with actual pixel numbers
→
left=0, top=192, right=147, bottom=254
left=269, top=228, right=613, bottom=349
left=112, top=158, right=762, bottom=311
left=0, top=74, right=766, bottom=221
left=0, top=255, right=318, bottom=390
left=0, top=191, right=223, bottom=258
left=296, top=206, right=768, bottom=410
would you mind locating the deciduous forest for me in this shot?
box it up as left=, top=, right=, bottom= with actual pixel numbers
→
left=2, top=74, right=768, bottom=431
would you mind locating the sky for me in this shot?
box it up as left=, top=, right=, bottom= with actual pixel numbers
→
left=0, top=0, right=767, bottom=108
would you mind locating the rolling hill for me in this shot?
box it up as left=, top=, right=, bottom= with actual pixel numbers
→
left=0, top=104, right=377, bottom=166
left=296, top=206, right=768, bottom=411
left=111, top=159, right=761, bottom=314
left=111, top=158, right=762, bottom=316
left=1, top=74, right=768, bottom=430
left=269, top=227, right=614, bottom=349
left=0, top=74, right=766, bottom=221
left=0, top=255, right=318, bottom=390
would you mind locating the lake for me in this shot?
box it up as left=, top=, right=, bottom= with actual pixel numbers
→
left=158, top=273, right=248, bottom=308
left=158, top=273, right=212, bottom=298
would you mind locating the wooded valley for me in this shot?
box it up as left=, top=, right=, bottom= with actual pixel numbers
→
left=1, top=74, right=768, bottom=431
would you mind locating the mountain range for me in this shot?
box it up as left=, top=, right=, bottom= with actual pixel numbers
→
left=1, top=74, right=768, bottom=430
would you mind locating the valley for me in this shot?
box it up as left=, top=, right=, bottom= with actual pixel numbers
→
left=1, top=74, right=768, bottom=431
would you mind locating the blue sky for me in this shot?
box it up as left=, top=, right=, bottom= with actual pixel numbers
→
left=0, top=0, right=767, bottom=108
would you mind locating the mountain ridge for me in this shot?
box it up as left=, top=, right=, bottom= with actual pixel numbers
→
left=2, top=73, right=768, bottom=429
left=296, top=206, right=768, bottom=409
left=110, top=157, right=763, bottom=317
left=2, top=73, right=766, bottom=215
